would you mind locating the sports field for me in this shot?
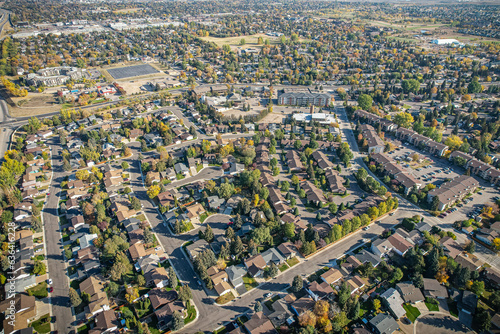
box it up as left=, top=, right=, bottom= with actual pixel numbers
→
left=107, top=64, right=159, bottom=80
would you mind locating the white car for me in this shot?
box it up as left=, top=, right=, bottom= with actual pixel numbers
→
left=47, top=279, right=53, bottom=285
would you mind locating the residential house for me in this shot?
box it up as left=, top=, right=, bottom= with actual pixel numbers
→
left=321, top=268, right=343, bottom=285
left=79, top=276, right=110, bottom=317
left=0, top=293, right=36, bottom=334
left=155, top=300, right=185, bottom=331
left=244, top=254, right=267, bottom=277
left=244, top=312, right=278, bottom=334
left=291, top=296, right=315, bottom=316
left=422, top=278, right=448, bottom=299
left=185, top=239, right=210, bottom=260
left=396, top=282, right=424, bottom=304
left=277, top=242, right=297, bottom=260
left=369, top=313, right=400, bottom=334
left=261, top=248, right=285, bottom=266
left=380, top=288, right=406, bottom=319
left=307, top=281, right=334, bottom=301
left=145, top=267, right=169, bottom=288
left=94, top=310, right=118, bottom=333
left=387, top=233, right=413, bottom=256
left=226, top=265, right=247, bottom=288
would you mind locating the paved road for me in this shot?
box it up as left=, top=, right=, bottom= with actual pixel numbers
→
left=43, top=138, right=75, bottom=334
left=166, top=166, right=222, bottom=190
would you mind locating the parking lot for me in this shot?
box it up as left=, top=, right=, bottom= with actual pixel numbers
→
left=387, top=141, right=462, bottom=187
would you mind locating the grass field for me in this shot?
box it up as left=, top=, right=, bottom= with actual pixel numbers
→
left=287, top=257, right=300, bottom=267
left=200, top=33, right=279, bottom=47
left=425, top=301, right=440, bottom=312
left=30, top=314, right=51, bottom=333
left=243, top=274, right=258, bottom=291
left=403, top=303, right=421, bottom=323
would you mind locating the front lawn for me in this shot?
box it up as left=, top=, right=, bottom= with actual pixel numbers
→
left=287, top=257, right=299, bottom=267
left=200, top=213, right=208, bottom=223
left=425, top=301, right=439, bottom=312
left=27, top=282, right=48, bottom=299
left=176, top=173, right=185, bottom=180
left=184, top=300, right=197, bottom=324
left=279, top=263, right=289, bottom=272
left=30, top=314, right=51, bottom=333
left=403, top=303, right=421, bottom=323
left=243, top=274, right=258, bottom=291
left=216, top=291, right=235, bottom=305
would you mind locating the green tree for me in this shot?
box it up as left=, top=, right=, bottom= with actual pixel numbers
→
left=172, top=311, right=184, bottom=331
left=292, top=275, right=303, bottom=292
left=357, top=94, right=373, bottom=111
left=69, top=288, right=82, bottom=307
left=394, top=112, right=414, bottom=129
left=402, top=79, right=421, bottom=94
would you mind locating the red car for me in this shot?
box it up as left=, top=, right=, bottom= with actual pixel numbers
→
left=227, top=221, right=234, bottom=225
left=48, top=287, right=54, bottom=293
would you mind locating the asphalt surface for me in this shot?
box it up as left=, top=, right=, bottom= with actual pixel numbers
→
left=43, top=138, right=75, bottom=334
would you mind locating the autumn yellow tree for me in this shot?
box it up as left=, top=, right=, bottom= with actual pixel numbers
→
left=147, top=185, right=161, bottom=199
left=298, top=310, right=316, bottom=327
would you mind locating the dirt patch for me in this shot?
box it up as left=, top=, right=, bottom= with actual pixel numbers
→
left=200, top=33, right=280, bottom=49
left=221, top=108, right=260, bottom=118
left=113, top=7, right=141, bottom=13
left=259, top=112, right=288, bottom=124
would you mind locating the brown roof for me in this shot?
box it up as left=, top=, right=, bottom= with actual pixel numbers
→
left=321, top=268, right=343, bottom=284
left=244, top=312, right=278, bottom=334
left=245, top=254, right=267, bottom=270
left=94, top=310, right=117, bottom=330
left=128, top=243, right=147, bottom=261
left=148, top=288, right=178, bottom=310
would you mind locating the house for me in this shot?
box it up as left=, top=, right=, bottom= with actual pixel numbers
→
left=244, top=254, right=267, bottom=277
left=277, top=242, right=297, bottom=260
left=148, top=289, right=178, bottom=310
left=226, top=265, right=247, bottom=288
left=423, top=278, right=448, bottom=299
left=0, top=293, right=36, bottom=333
left=301, top=180, right=327, bottom=206
left=427, top=175, right=479, bottom=211
left=80, top=234, right=98, bottom=249
left=369, top=313, right=400, bottom=334
left=396, top=282, right=424, bottom=304
left=135, top=254, right=160, bottom=272
left=484, top=267, right=500, bottom=288
left=355, top=250, right=381, bottom=268
left=94, top=310, right=118, bottom=333
left=185, top=239, right=210, bottom=260
left=380, top=288, right=406, bottom=319
left=215, top=281, right=233, bottom=296
left=79, top=276, right=110, bottom=317
left=71, top=215, right=85, bottom=230
left=261, top=248, right=285, bottom=266
left=455, top=253, right=483, bottom=271
left=155, top=300, right=185, bottom=331
left=207, top=195, right=225, bottom=210
left=186, top=203, right=206, bottom=223
left=346, top=275, right=366, bottom=294
left=174, top=163, right=190, bottom=176
left=307, top=281, right=334, bottom=301
left=291, top=296, right=315, bottom=316
left=387, top=233, right=413, bottom=256
left=360, top=124, right=385, bottom=154
left=371, top=238, right=394, bottom=258
left=475, top=228, right=500, bottom=246
left=440, top=236, right=463, bottom=259
left=268, top=297, right=295, bottom=327
left=244, top=311, right=278, bottom=334
left=458, top=290, right=478, bottom=316
left=321, top=268, right=343, bottom=285
left=145, top=267, right=169, bottom=288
